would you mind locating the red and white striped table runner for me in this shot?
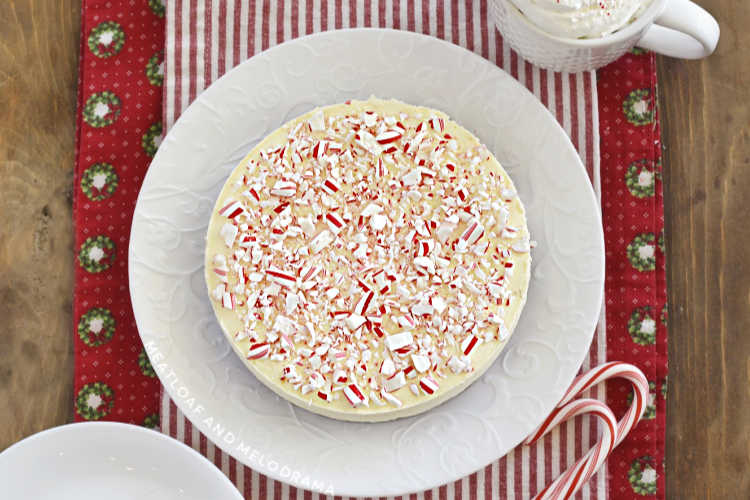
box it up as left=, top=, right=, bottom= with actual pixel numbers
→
left=161, top=1, right=606, bottom=498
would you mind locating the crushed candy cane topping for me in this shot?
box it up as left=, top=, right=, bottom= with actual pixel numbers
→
left=208, top=99, right=530, bottom=411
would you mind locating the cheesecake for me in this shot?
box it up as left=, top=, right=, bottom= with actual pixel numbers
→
left=205, top=97, right=531, bottom=421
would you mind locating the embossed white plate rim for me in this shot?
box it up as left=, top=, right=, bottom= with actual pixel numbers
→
left=0, top=422, right=243, bottom=500
left=129, top=28, right=604, bottom=497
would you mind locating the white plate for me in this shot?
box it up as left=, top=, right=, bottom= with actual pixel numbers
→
left=129, top=29, right=604, bottom=497
left=0, top=423, right=242, bottom=500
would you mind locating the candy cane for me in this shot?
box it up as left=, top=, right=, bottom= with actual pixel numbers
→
left=524, top=362, right=649, bottom=500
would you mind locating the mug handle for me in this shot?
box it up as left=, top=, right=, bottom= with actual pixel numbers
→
left=636, top=0, right=719, bottom=59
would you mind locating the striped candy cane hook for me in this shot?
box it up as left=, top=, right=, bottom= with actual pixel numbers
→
left=524, top=362, right=649, bottom=500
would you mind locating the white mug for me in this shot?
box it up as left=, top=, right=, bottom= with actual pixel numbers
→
left=490, top=0, right=720, bottom=73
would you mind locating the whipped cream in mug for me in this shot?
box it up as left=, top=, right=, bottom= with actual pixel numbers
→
left=508, top=0, right=653, bottom=39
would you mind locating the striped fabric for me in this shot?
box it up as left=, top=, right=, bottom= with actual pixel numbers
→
left=161, top=1, right=605, bottom=498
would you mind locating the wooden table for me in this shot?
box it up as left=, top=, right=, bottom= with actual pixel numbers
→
left=1, top=0, right=747, bottom=496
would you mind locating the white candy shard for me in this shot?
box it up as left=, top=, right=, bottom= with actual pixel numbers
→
left=412, top=302, right=434, bottom=316
left=447, top=356, right=466, bottom=373
left=299, top=216, right=316, bottom=237
left=385, top=331, right=413, bottom=351
left=310, top=230, right=334, bottom=253
left=361, top=203, right=383, bottom=217
left=344, top=314, right=366, bottom=331
left=220, top=223, right=238, bottom=248
left=411, top=354, right=430, bottom=373
left=436, top=222, right=455, bottom=243
left=363, top=111, right=378, bottom=127
left=222, top=291, right=233, bottom=309
left=498, top=322, right=510, bottom=341
left=501, top=226, right=519, bottom=239
left=370, top=214, right=388, bottom=231
left=380, top=389, right=402, bottom=408
left=272, top=315, right=298, bottom=336
left=380, top=358, right=396, bottom=376
left=431, top=296, right=447, bottom=314
left=370, top=391, right=386, bottom=406
left=383, top=371, right=406, bottom=392
left=285, top=293, right=299, bottom=313
left=402, top=169, right=421, bottom=186
left=309, top=110, right=325, bottom=131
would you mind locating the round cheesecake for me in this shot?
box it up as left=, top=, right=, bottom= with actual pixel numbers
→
left=205, top=97, right=531, bottom=422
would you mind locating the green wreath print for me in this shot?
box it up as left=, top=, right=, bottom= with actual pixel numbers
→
left=78, top=235, right=116, bottom=273
left=628, top=456, right=658, bottom=495
left=661, top=303, right=668, bottom=326
left=143, top=413, right=160, bottom=430
left=630, top=47, right=648, bottom=55
left=87, top=21, right=125, bottom=58
left=628, top=306, right=657, bottom=345
left=627, top=233, right=656, bottom=272
left=76, top=382, right=115, bottom=420
left=142, top=122, right=162, bottom=157
left=138, top=348, right=156, bottom=378
left=628, top=381, right=657, bottom=419
left=625, top=159, right=659, bottom=198
left=77, top=307, right=116, bottom=347
left=146, top=52, right=164, bottom=86
left=623, top=88, right=655, bottom=126
left=83, top=91, right=122, bottom=128
left=148, top=0, right=166, bottom=18
left=81, top=163, right=119, bottom=201
left=661, top=376, right=668, bottom=400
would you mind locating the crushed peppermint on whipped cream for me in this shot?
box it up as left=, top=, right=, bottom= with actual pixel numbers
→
left=509, top=0, right=652, bottom=39
left=208, top=98, right=530, bottom=411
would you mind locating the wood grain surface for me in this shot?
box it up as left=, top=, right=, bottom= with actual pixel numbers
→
left=0, top=0, right=80, bottom=448
left=0, top=0, right=748, bottom=497
left=658, top=1, right=750, bottom=496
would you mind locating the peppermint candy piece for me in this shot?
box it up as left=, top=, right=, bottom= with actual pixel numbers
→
left=385, top=331, right=413, bottom=351
left=266, top=267, right=296, bottom=288
left=380, top=389, right=402, bottom=408
left=247, top=342, right=270, bottom=360
left=354, top=291, right=375, bottom=315
left=220, top=223, right=238, bottom=248
left=219, top=199, right=246, bottom=219
left=310, top=229, right=334, bottom=253
left=343, top=383, right=367, bottom=407
left=376, top=129, right=403, bottom=145
left=383, top=371, right=406, bottom=392
left=419, top=376, right=439, bottom=395
left=270, top=180, right=297, bottom=197
left=411, top=354, right=431, bottom=373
